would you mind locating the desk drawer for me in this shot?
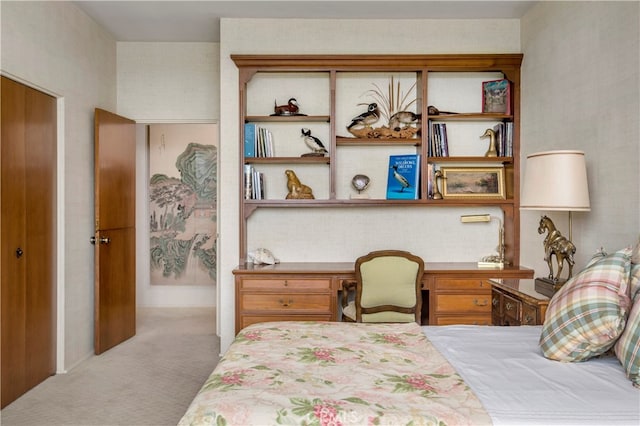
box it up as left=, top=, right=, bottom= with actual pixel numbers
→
left=434, top=278, right=490, bottom=291
left=240, top=293, right=332, bottom=313
left=434, top=294, right=491, bottom=313
left=503, top=293, right=522, bottom=324
left=240, top=278, right=331, bottom=291
left=433, top=314, right=491, bottom=326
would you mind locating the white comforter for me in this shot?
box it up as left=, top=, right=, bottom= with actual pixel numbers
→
left=423, top=325, right=640, bottom=425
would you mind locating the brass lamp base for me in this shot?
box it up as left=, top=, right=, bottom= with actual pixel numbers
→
left=535, top=277, right=567, bottom=298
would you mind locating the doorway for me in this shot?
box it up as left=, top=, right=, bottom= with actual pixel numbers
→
left=135, top=123, right=218, bottom=307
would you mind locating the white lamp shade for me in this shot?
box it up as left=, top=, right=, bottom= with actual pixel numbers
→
left=520, top=150, right=590, bottom=211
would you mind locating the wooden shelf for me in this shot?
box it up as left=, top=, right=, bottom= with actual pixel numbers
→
left=427, top=156, right=513, bottom=164
left=243, top=198, right=515, bottom=218
left=245, top=156, right=330, bottom=164
left=336, top=136, right=421, bottom=146
left=427, top=113, right=512, bottom=121
left=234, top=54, right=523, bottom=266
left=245, top=115, right=330, bottom=123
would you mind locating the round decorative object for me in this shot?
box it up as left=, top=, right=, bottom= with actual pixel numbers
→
left=351, top=174, right=370, bottom=194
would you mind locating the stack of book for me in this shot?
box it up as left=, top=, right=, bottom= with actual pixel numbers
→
left=244, top=165, right=265, bottom=200
left=492, top=122, right=514, bottom=157
left=244, top=123, right=275, bottom=158
left=428, top=121, right=449, bottom=157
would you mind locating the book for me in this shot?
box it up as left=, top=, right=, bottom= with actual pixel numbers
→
left=244, top=164, right=253, bottom=199
left=482, top=79, right=511, bottom=114
left=386, top=154, right=420, bottom=200
left=244, top=123, right=256, bottom=157
left=428, top=122, right=448, bottom=157
left=492, top=122, right=505, bottom=156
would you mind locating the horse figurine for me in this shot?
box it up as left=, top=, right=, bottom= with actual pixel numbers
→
left=537, top=215, right=576, bottom=282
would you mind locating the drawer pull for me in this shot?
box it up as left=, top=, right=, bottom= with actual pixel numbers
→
left=474, top=299, right=488, bottom=307
left=492, top=298, right=499, bottom=306
left=505, top=302, right=514, bottom=311
left=524, top=315, right=534, bottom=324
left=284, top=280, right=288, bottom=287
left=279, top=299, right=294, bottom=307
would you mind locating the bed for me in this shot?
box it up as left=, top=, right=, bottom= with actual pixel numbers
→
left=178, top=321, right=639, bottom=426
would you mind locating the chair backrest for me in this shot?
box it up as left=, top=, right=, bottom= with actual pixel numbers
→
left=354, top=250, right=424, bottom=323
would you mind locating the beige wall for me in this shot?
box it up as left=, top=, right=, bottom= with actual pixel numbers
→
left=218, top=18, right=522, bottom=351
left=520, top=1, right=640, bottom=277
left=117, top=43, right=219, bottom=307
left=1, top=1, right=117, bottom=371
left=117, top=42, right=219, bottom=122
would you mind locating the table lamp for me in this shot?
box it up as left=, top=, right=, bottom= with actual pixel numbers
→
left=460, top=214, right=506, bottom=268
left=520, top=150, right=590, bottom=296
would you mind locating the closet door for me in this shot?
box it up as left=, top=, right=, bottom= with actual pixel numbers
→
left=1, top=76, right=56, bottom=408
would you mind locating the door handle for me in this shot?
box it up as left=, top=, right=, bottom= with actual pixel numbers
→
left=90, top=236, right=111, bottom=245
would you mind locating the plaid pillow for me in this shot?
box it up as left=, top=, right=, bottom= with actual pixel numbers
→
left=615, top=294, right=640, bottom=387
left=539, top=248, right=632, bottom=362
left=614, top=244, right=640, bottom=387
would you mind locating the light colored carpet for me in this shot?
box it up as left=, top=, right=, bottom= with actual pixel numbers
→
left=0, top=307, right=219, bottom=426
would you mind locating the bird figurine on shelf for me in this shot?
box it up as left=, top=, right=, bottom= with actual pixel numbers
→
left=480, top=128, right=498, bottom=157
left=388, top=111, right=421, bottom=131
left=285, top=169, right=314, bottom=199
left=391, top=165, right=411, bottom=192
left=347, top=103, right=379, bottom=130
left=272, top=98, right=301, bottom=116
left=301, top=128, right=328, bottom=156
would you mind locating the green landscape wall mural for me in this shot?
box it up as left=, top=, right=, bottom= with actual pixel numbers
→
left=149, top=125, right=217, bottom=286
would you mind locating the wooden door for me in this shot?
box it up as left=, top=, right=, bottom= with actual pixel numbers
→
left=1, top=76, right=56, bottom=408
left=94, top=108, right=136, bottom=355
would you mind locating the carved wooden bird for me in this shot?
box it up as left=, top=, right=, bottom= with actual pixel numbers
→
left=391, top=165, right=411, bottom=192
left=274, top=98, right=299, bottom=115
left=301, top=128, right=328, bottom=154
left=389, top=111, right=421, bottom=131
left=285, top=169, right=314, bottom=199
left=347, top=103, right=379, bottom=129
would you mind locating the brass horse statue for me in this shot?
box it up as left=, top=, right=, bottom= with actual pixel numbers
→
left=538, top=215, right=576, bottom=282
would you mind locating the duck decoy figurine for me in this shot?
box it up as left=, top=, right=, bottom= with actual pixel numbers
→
left=480, top=128, right=498, bottom=157
left=347, top=103, right=379, bottom=130
left=391, top=165, right=411, bottom=192
left=388, top=111, right=421, bottom=131
left=301, top=128, right=328, bottom=154
left=273, top=98, right=300, bottom=116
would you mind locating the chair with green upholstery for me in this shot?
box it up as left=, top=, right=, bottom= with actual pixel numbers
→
left=341, top=250, right=424, bottom=323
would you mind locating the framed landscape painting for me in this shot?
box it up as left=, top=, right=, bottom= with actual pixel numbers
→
left=440, top=167, right=505, bottom=199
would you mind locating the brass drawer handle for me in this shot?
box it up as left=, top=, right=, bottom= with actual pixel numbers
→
left=279, top=299, right=294, bottom=307
left=505, top=302, right=514, bottom=311
left=524, top=315, right=534, bottom=324
left=492, top=298, right=499, bottom=306
left=474, top=299, right=488, bottom=307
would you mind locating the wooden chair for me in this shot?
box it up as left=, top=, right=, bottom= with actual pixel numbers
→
left=341, top=250, right=424, bottom=323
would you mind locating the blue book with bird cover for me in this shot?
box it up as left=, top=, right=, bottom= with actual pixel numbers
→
left=386, top=154, right=420, bottom=200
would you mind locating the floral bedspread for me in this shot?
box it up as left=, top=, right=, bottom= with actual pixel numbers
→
left=178, top=321, right=491, bottom=426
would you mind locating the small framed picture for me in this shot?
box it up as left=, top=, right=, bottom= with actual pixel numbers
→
left=440, top=167, right=505, bottom=199
left=482, top=79, right=511, bottom=114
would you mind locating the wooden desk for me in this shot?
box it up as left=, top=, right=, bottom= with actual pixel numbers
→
left=233, top=262, right=534, bottom=333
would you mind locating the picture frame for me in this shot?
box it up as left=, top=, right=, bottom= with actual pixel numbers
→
left=440, top=167, right=506, bottom=199
left=482, top=79, right=511, bottom=114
